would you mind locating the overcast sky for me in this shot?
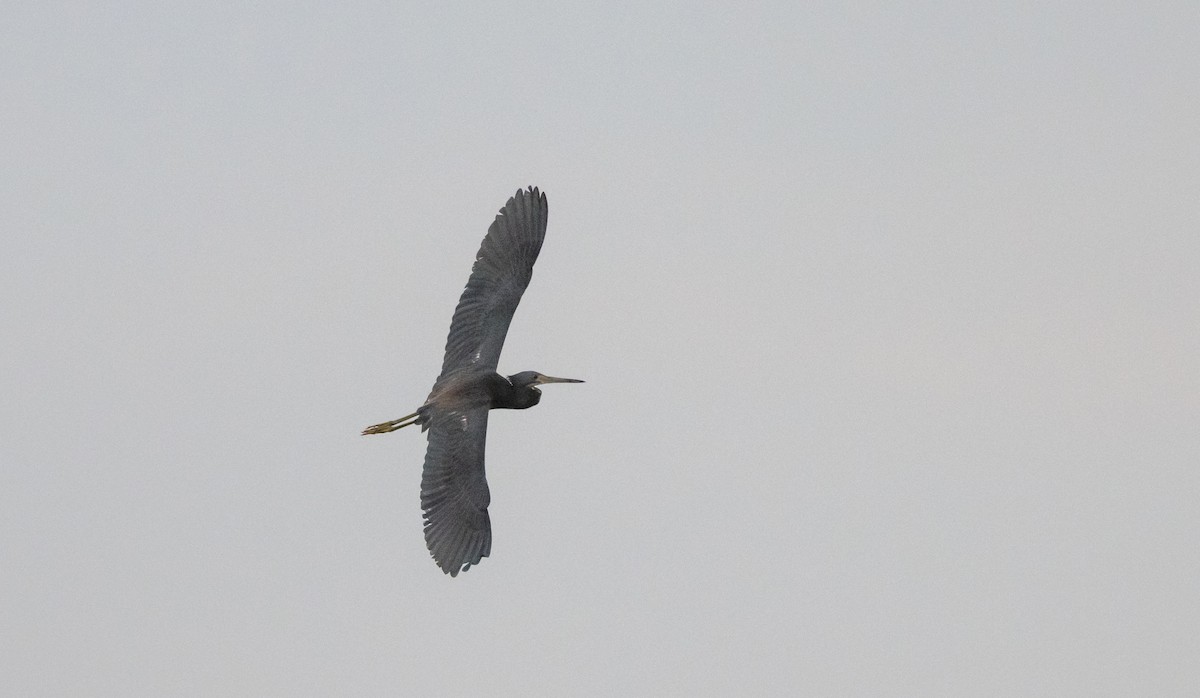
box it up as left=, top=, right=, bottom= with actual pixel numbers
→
left=2, top=2, right=1197, bottom=695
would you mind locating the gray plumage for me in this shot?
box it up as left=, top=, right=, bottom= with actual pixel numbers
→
left=363, top=187, right=582, bottom=576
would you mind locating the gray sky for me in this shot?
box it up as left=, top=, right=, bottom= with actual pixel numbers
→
left=3, top=2, right=1197, bottom=695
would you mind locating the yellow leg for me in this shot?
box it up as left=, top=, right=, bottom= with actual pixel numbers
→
left=362, top=411, right=420, bottom=435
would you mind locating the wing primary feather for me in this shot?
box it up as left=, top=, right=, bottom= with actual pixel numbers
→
left=419, top=407, right=492, bottom=577
left=434, top=187, right=549, bottom=379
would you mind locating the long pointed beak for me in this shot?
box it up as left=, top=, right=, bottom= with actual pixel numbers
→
left=535, top=374, right=584, bottom=385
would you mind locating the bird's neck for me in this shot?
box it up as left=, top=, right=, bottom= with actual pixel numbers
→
left=490, top=373, right=541, bottom=410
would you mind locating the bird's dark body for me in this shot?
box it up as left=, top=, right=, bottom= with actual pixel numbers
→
left=413, top=370, right=543, bottom=432
left=362, top=187, right=581, bottom=577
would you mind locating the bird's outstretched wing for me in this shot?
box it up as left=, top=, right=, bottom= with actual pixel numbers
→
left=420, top=407, right=492, bottom=576
left=436, top=187, right=548, bottom=381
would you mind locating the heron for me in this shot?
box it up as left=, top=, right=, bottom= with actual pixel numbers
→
left=363, top=186, right=582, bottom=576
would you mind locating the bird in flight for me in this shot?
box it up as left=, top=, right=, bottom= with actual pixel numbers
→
left=363, top=187, right=583, bottom=576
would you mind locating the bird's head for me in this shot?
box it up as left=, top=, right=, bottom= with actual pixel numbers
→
left=505, top=372, right=583, bottom=409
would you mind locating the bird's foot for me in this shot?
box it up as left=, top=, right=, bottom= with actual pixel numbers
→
left=362, top=411, right=419, bottom=435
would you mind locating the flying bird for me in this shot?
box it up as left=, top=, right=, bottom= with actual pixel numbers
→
left=363, top=187, right=582, bottom=576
